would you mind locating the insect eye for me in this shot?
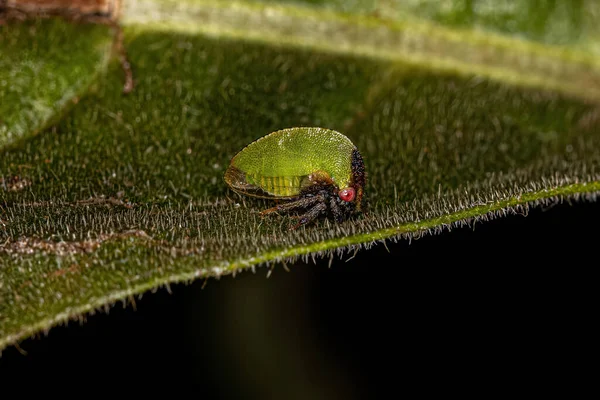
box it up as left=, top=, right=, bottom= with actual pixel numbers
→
left=338, top=187, right=355, bottom=202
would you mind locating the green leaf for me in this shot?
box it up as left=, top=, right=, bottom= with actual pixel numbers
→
left=0, top=18, right=114, bottom=148
left=2, top=0, right=600, bottom=352
left=263, top=0, right=600, bottom=51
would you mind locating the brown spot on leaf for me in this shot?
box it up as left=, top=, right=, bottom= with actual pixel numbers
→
left=1, top=0, right=121, bottom=22
left=0, top=230, right=151, bottom=257
left=76, top=195, right=134, bottom=208
left=0, top=175, right=32, bottom=192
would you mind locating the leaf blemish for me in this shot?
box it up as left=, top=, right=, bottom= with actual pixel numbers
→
left=0, top=230, right=151, bottom=257
left=0, top=175, right=31, bottom=192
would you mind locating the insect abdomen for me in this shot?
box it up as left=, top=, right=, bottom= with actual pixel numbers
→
left=250, top=174, right=302, bottom=197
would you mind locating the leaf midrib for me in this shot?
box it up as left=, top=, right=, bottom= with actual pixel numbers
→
left=122, top=0, right=600, bottom=101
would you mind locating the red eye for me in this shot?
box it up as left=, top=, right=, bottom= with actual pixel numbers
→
left=338, top=187, right=355, bottom=202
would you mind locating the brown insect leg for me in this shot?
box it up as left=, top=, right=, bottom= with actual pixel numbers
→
left=259, top=194, right=324, bottom=217
left=329, top=194, right=345, bottom=222
left=290, top=202, right=328, bottom=230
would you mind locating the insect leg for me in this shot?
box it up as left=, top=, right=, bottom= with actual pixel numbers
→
left=329, top=196, right=345, bottom=222
left=259, top=194, right=324, bottom=217
left=290, top=201, right=328, bottom=230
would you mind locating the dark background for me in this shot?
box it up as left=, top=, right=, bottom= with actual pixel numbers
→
left=0, top=199, right=595, bottom=395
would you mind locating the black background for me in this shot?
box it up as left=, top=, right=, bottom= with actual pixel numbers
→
left=0, top=199, right=596, bottom=395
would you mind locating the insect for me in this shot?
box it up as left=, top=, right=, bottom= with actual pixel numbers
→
left=224, top=127, right=366, bottom=229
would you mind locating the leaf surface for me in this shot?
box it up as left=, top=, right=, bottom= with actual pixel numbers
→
left=2, top=0, right=600, bottom=352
